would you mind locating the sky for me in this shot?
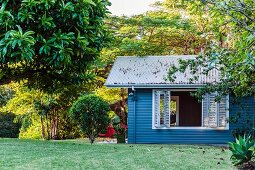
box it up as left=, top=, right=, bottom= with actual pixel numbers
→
left=108, top=0, right=157, bottom=16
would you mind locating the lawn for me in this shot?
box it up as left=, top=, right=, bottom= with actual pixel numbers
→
left=0, top=138, right=234, bottom=170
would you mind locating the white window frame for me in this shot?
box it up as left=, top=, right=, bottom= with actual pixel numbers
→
left=170, top=96, right=179, bottom=126
left=152, top=89, right=229, bottom=130
left=152, top=90, right=171, bottom=128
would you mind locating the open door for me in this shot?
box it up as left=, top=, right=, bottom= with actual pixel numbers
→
left=170, top=96, right=179, bottom=127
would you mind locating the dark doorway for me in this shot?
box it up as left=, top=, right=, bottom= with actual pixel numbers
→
left=171, top=91, right=202, bottom=127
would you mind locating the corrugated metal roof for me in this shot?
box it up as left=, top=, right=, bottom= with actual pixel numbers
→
left=105, top=56, right=220, bottom=88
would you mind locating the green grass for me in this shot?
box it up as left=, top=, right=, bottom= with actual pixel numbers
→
left=0, top=138, right=235, bottom=170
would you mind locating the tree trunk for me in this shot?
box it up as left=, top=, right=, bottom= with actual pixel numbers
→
left=51, top=115, right=58, bottom=140
left=40, top=116, right=46, bottom=139
left=49, top=114, right=52, bottom=139
left=88, top=131, right=95, bottom=144
left=46, top=113, right=50, bottom=140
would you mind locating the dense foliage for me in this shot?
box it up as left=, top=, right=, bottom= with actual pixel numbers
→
left=70, top=94, right=110, bottom=143
left=1, top=83, right=81, bottom=139
left=0, top=86, right=14, bottom=107
left=0, top=112, right=21, bottom=138
left=100, top=1, right=211, bottom=62
left=0, top=85, right=20, bottom=138
left=167, top=0, right=255, bottom=98
left=0, top=0, right=110, bottom=91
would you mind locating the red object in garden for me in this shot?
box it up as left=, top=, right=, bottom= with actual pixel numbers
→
left=99, top=125, right=115, bottom=138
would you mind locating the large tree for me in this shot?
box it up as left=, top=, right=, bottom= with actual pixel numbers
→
left=167, top=0, right=255, bottom=97
left=104, top=11, right=208, bottom=57
left=0, top=0, right=110, bottom=91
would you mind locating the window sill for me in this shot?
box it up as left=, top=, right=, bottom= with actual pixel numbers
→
left=152, top=126, right=229, bottom=130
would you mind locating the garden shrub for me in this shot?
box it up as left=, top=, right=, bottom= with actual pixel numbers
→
left=57, top=111, right=82, bottom=139
left=18, top=113, right=42, bottom=139
left=70, top=94, right=110, bottom=144
left=19, top=124, right=42, bottom=139
left=18, top=111, right=81, bottom=140
left=229, top=135, right=255, bottom=168
left=0, top=112, right=21, bottom=138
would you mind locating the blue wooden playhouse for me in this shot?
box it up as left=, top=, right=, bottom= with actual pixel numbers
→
left=105, top=56, right=254, bottom=144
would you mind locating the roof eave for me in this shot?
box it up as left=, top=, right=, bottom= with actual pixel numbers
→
left=105, top=84, right=205, bottom=89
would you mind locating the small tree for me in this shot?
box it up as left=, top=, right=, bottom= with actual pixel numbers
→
left=70, top=94, right=110, bottom=144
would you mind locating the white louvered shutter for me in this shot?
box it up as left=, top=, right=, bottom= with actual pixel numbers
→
left=218, top=96, right=227, bottom=127
left=208, top=93, right=217, bottom=128
left=164, top=91, right=171, bottom=127
left=154, top=91, right=161, bottom=128
left=202, top=94, right=209, bottom=127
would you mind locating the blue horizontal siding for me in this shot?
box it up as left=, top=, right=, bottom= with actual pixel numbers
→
left=127, top=89, right=254, bottom=144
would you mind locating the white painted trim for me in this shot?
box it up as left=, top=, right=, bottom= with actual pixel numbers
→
left=106, top=85, right=204, bottom=88
left=152, top=89, right=155, bottom=129
left=226, top=95, right=230, bottom=130
left=153, top=126, right=229, bottom=130
left=171, top=96, right=179, bottom=126
left=152, top=89, right=197, bottom=91
left=167, top=91, right=171, bottom=127
left=201, top=95, right=204, bottom=127
left=152, top=89, right=171, bottom=129
left=169, top=89, right=197, bottom=92
left=217, top=100, right=219, bottom=127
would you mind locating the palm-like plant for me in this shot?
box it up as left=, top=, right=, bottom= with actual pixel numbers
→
left=228, top=135, right=255, bottom=167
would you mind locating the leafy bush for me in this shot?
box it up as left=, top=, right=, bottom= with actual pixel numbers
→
left=0, top=87, right=14, bottom=107
left=57, top=111, right=82, bottom=139
left=228, top=135, right=255, bottom=167
left=0, top=112, right=21, bottom=138
left=70, top=94, right=110, bottom=144
left=19, top=124, right=42, bottom=140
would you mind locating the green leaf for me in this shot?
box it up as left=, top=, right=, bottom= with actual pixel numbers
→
left=83, top=0, right=96, bottom=6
